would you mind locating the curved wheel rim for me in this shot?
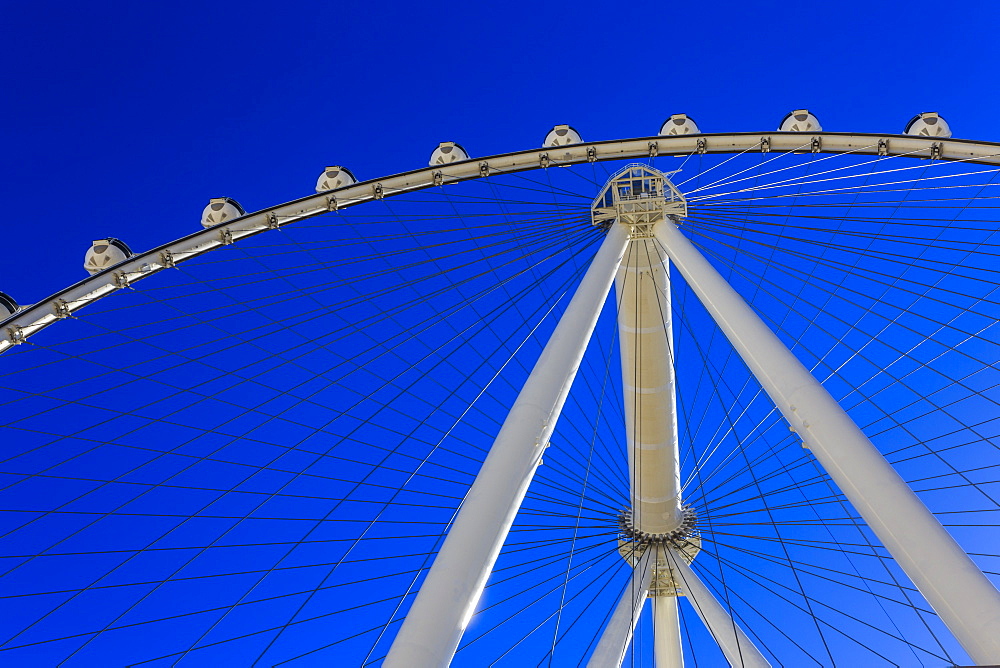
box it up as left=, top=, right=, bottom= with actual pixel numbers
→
left=1, top=144, right=998, bottom=666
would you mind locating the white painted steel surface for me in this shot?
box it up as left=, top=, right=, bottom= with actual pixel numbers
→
left=653, top=594, right=684, bottom=668
left=616, top=236, right=682, bottom=534
left=587, top=549, right=654, bottom=668
left=383, top=225, right=629, bottom=668
left=666, top=549, right=770, bottom=668
left=7, top=132, right=1000, bottom=355
left=652, top=220, right=1000, bottom=665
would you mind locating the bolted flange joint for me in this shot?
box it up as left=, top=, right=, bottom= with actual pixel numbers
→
left=617, top=505, right=702, bottom=597
left=617, top=505, right=699, bottom=548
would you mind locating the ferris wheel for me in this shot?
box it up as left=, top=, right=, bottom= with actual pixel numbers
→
left=1, top=110, right=999, bottom=667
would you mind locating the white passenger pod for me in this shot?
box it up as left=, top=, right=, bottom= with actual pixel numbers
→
left=428, top=142, right=469, bottom=166
left=84, top=238, right=133, bottom=275
left=659, top=114, right=700, bottom=135
left=542, top=124, right=582, bottom=147
left=315, top=166, right=357, bottom=192
left=905, top=112, right=952, bottom=138
left=200, top=198, right=245, bottom=229
left=779, top=109, right=822, bottom=132
left=0, top=292, right=18, bottom=317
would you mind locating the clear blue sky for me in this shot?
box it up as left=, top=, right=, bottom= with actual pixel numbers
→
left=2, top=2, right=1000, bottom=666
left=3, top=0, right=999, bottom=304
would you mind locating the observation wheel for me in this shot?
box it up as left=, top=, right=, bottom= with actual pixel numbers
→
left=1, top=111, right=999, bottom=667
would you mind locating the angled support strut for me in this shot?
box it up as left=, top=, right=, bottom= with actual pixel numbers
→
left=385, top=224, right=629, bottom=668
left=665, top=549, right=770, bottom=668
left=588, top=548, right=655, bottom=667
left=652, top=220, right=1000, bottom=665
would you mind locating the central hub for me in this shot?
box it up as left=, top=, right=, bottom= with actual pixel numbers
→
left=617, top=506, right=702, bottom=597
left=591, top=164, right=687, bottom=236
left=617, top=505, right=698, bottom=547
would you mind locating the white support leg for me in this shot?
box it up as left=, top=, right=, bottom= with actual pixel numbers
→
left=653, top=220, right=1000, bottom=664
left=653, top=595, right=684, bottom=668
left=384, top=225, right=629, bottom=668
left=588, top=549, right=653, bottom=668
left=616, top=235, right=686, bottom=665
left=666, top=549, right=770, bottom=668
left=616, top=236, right=683, bottom=534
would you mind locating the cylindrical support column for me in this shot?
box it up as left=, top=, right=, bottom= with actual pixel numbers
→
left=653, top=220, right=1000, bottom=664
left=385, top=225, right=629, bottom=668
left=653, top=595, right=684, bottom=668
left=588, top=549, right=654, bottom=668
left=616, top=236, right=683, bottom=534
left=666, top=549, right=770, bottom=668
